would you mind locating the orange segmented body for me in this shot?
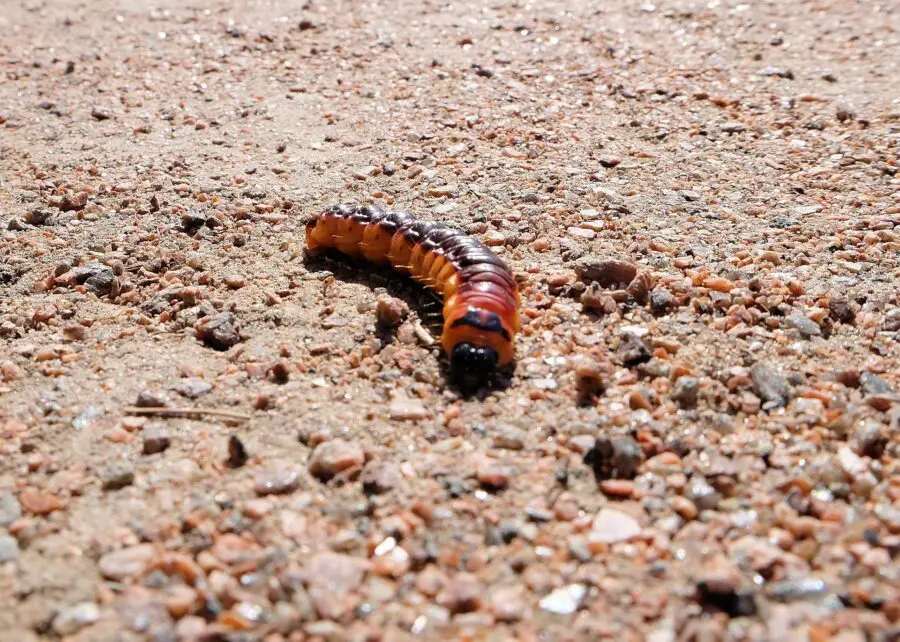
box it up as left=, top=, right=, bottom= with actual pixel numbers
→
left=306, top=204, right=520, bottom=385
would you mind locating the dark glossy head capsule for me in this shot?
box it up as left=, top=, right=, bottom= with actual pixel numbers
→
left=449, top=342, right=499, bottom=389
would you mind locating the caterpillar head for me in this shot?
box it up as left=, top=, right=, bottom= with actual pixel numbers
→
left=449, top=342, right=499, bottom=389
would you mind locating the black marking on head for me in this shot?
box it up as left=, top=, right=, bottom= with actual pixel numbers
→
left=449, top=342, right=499, bottom=388
left=450, top=309, right=511, bottom=341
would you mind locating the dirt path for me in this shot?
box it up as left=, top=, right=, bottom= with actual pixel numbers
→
left=1, top=0, right=899, bottom=639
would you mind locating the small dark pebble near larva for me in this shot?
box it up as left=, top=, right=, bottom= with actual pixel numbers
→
left=584, top=436, right=643, bottom=481
left=227, top=435, right=249, bottom=468
left=101, top=461, right=135, bottom=490
left=142, top=425, right=171, bottom=455
left=195, top=313, right=242, bottom=350
left=751, top=363, right=792, bottom=407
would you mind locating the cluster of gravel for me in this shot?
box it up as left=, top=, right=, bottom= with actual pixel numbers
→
left=0, top=0, right=897, bottom=640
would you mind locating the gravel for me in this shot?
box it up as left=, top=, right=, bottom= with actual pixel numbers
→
left=671, top=376, right=700, bottom=408
left=0, top=493, right=22, bottom=528
left=539, top=584, right=587, bottom=615
left=98, top=544, right=158, bottom=581
left=584, top=436, right=643, bottom=480
left=253, top=468, right=300, bottom=495
left=590, top=508, right=642, bottom=544
left=308, top=439, right=365, bottom=481
left=361, top=461, right=402, bottom=495
left=100, top=461, right=135, bottom=491
left=1, top=0, right=898, bottom=640
left=67, top=262, right=115, bottom=295
left=194, top=313, right=242, bottom=350
left=142, top=424, right=172, bottom=455
left=751, top=363, right=793, bottom=407
left=375, top=296, right=410, bottom=328
left=52, top=603, right=100, bottom=636
left=0, top=534, right=20, bottom=563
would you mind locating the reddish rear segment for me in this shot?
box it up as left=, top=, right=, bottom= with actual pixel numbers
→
left=306, top=205, right=519, bottom=384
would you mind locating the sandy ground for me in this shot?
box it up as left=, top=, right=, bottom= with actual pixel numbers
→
left=1, top=0, right=899, bottom=640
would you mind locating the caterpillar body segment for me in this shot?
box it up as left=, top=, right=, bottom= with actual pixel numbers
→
left=305, top=204, right=520, bottom=385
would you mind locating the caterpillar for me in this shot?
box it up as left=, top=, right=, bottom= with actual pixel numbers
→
left=305, top=204, right=520, bottom=386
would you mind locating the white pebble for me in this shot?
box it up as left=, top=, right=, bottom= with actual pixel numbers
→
left=53, top=602, right=100, bottom=636
left=539, top=584, right=586, bottom=615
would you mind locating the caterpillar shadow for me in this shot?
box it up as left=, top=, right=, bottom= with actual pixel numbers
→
left=303, top=250, right=514, bottom=397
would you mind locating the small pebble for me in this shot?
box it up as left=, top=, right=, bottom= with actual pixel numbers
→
left=670, top=496, right=698, bottom=520
left=685, top=476, right=721, bottom=511
left=62, top=324, right=86, bottom=341
left=388, top=399, right=427, bottom=421
left=590, top=508, right=642, bottom=543
left=650, top=288, right=675, bottom=314
left=135, top=389, right=169, bottom=408
left=375, top=296, right=409, bottom=328
left=227, top=435, right=249, bottom=468
left=175, top=616, right=206, bottom=638
left=304, top=552, right=368, bottom=619
left=854, top=420, right=887, bottom=459
left=616, top=333, right=651, bottom=366
left=580, top=287, right=618, bottom=315
left=52, top=602, right=101, bottom=636
left=0, top=492, right=22, bottom=527
left=195, top=313, right=242, bottom=350
left=785, top=314, right=821, bottom=338
left=704, top=276, right=735, bottom=293
left=489, top=585, right=527, bottom=622
left=223, top=274, right=246, bottom=289
left=539, top=584, right=586, bottom=615
left=721, top=121, right=747, bottom=133
left=759, top=66, right=794, bottom=79
left=437, top=573, right=482, bottom=614
left=142, top=424, right=171, bottom=455
left=19, top=490, right=63, bottom=515
left=599, top=479, right=635, bottom=498
left=476, top=459, right=511, bottom=490
left=0, top=534, right=20, bottom=562
left=574, top=257, right=638, bottom=287
left=859, top=371, right=893, bottom=396
left=574, top=358, right=609, bottom=401
left=254, top=468, right=300, bottom=495
left=308, top=439, right=365, bottom=481
left=171, top=377, right=212, bottom=399
left=165, top=584, right=198, bottom=618
left=671, top=376, right=699, bottom=408
left=751, top=362, right=792, bottom=407
left=101, top=460, right=135, bottom=490
left=99, top=544, right=158, bottom=580
left=584, top=437, right=643, bottom=480
left=829, top=297, right=856, bottom=324
left=362, top=461, right=402, bottom=494
left=493, top=425, right=526, bottom=450
left=69, top=262, right=114, bottom=294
